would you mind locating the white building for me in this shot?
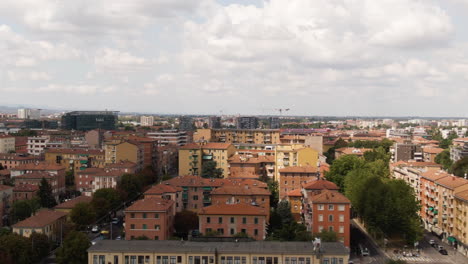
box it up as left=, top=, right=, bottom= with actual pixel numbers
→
left=17, top=108, right=41, bottom=119
left=146, top=130, right=188, bottom=146
left=27, top=136, right=50, bottom=156
left=140, top=116, right=154, bottom=127
left=0, top=135, right=15, bottom=153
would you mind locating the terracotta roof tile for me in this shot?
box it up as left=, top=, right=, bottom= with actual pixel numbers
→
left=125, top=197, right=174, bottom=212
left=13, top=162, right=65, bottom=171
left=420, top=169, right=450, bottom=181
left=455, top=190, right=468, bottom=202
left=310, top=190, right=350, bottom=204
left=45, top=148, right=104, bottom=155
left=304, top=179, right=339, bottom=190
left=144, top=184, right=182, bottom=195
left=286, top=188, right=302, bottom=197
left=15, top=171, right=54, bottom=179
left=13, top=184, right=39, bottom=192
left=162, top=175, right=267, bottom=189
left=180, top=143, right=202, bottom=150
left=55, top=196, right=93, bottom=209
left=422, top=147, right=444, bottom=154
left=0, top=184, right=13, bottom=192
left=13, top=210, right=67, bottom=228
left=436, top=175, right=468, bottom=189
left=211, top=185, right=270, bottom=196
left=199, top=203, right=267, bottom=216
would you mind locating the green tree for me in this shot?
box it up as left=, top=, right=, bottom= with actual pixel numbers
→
left=118, top=174, right=143, bottom=200
left=56, top=231, right=90, bottom=264
left=313, top=229, right=338, bottom=242
left=267, top=180, right=279, bottom=208
left=11, top=198, right=40, bottom=223
left=451, top=156, right=468, bottom=177
left=0, top=233, right=33, bottom=264
left=65, top=170, right=74, bottom=187
left=70, top=202, right=96, bottom=230
left=201, top=161, right=223, bottom=178
left=363, top=147, right=390, bottom=163
left=91, top=188, right=121, bottom=218
left=30, top=233, right=51, bottom=262
left=174, top=210, right=199, bottom=236
left=38, top=178, right=57, bottom=208
left=276, top=200, right=293, bottom=225
left=434, top=149, right=452, bottom=170
left=325, top=155, right=366, bottom=190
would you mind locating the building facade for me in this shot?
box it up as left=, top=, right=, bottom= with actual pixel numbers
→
left=61, top=111, right=118, bottom=131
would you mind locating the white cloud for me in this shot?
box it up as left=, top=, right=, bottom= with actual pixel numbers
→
left=7, top=70, right=52, bottom=81
left=94, top=48, right=149, bottom=71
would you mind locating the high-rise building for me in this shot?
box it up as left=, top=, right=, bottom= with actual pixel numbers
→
left=237, top=116, right=258, bottom=129
left=179, top=116, right=194, bottom=131
left=61, top=111, right=118, bottom=131
left=269, top=117, right=280, bottom=129
left=17, top=108, right=41, bottom=119
left=140, top=116, right=154, bottom=127
left=209, top=116, right=222, bottom=129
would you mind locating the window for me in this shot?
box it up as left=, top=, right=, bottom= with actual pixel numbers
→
left=142, top=224, right=147, bottom=229
left=328, top=205, right=334, bottom=210
left=143, top=213, right=147, bottom=219
left=155, top=236, right=159, bottom=240
left=230, top=228, right=235, bottom=235
left=193, top=195, right=199, bottom=200
left=230, top=217, right=235, bottom=223
left=218, top=217, right=223, bottom=224
left=322, top=259, right=329, bottom=264
left=241, top=229, right=246, bottom=234
left=207, top=217, right=211, bottom=223
left=217, top=228, right=224, bottom=234
left=114, top=255, right=119, bottom=264
left=254, top=217, right=258, bottom=224
left=130, top=224, right=135, bottom=230
left=338, top=205, right=345, bottom=211
left=170, top=256, right=177, bottom=264
left=339, top=214, right=344, bottom=222
left=318, top=226, right=324, bottom=232
left=155, top=225, right=160, bottom=230
left=339, top=226, right=344, bottom=233
left=328, top=215, right=334, bottom=222
left=254, top=229, right=258, bottom=236
left=329, top=226, right=334, bottom=232
left=206, top=228, right=212, bottom=233
left=318, top=204, right=324, bottom=210
left=131, top=213, right=135, bottom=218
left=318, top=214, right=324, bottom=222
left=155, top=213, right=159, bottom=219
left=242, top=217, right=247, bottom=224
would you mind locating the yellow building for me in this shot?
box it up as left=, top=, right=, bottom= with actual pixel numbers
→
left=12, top=210, right=67, bottom=242
left=88, top=240, right=349, bottom=264
left=179, top=143, right=236, bottom=178
left=44, top=148, right=105, bottom=172
left=194, top=129, right=281, bottom=145
left=454, top=190, right=468, bottom=256
left=274, top=144, right=318, bottom=181
left=104, top=140, right=144, bottom=171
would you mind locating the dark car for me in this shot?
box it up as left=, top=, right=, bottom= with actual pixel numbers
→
left=439, top=249, right=448, bottom=255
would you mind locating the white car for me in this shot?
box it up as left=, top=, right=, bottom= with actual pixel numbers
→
left=91, top=225, right=100, bottom=233
left=429, top=239, right=435, bottom=245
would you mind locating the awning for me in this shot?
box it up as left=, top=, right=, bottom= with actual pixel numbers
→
left=428, top=207, right=434, bottom=211
left=448, top=236, right=457, bottom=243
left=434, top=210, right=438, bottom=215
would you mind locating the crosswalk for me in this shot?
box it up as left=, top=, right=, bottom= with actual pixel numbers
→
left=391, top=256, right=452, bottom=263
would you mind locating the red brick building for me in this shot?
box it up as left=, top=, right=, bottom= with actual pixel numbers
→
left=144, top=184, right=183, bottom=214
left=14, top=171, right=64, bottom=199
left=279, top=165, right=319, bottom=199
left=13, top=184, right=39, bottom=202
left=128, top=136, right=158, bottom=170
left=124, top=197, right=174, bottom=240
left=198, top=203, right=267, bottom=240
left=227, top=155, right=275, bottom=179
left=211, top=185, right=270, bottom=219
left=302, top=180, right=351, bottom=247
left=0, top=153, right=37, bottom=169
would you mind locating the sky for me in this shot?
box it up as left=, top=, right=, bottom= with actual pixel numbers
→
left=1, top=0, right=468, bottom=117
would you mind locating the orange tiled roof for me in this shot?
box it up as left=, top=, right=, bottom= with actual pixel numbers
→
left=211, top=185, right=270, bottom=196
left=0, top=184, right=13, bottom=192
left=422, top=147, right=444, bottom=154
left=310, top=190, right=350, bottom=204
left=455, top=190, right=468, bottom=202
left=391, top=161, right=441, bottom=168
left=228, top=155, right=274, bottom=164
left=179, top=143, right=201, bottom=150
left=45, top=148, right=104, bottom=155
left=199, top=203, right=267, bottom=216
left=13, top=184, right=39, bottom=192
left=163, top=175, right=267, bottom=189
left=144, top=184, right=182, bottom=195
left=54, top=196, right=92, bottom=209
left=13, top=210, right=67, bottom=228
left=125, top=197, right=174, bottom=212
left=279, top=165, right=318, bottom=174
left=304, top=179, right=339, bottom=190
left=420, top=169, right=450, bottom=181
left=436, top=175, right=468, bottom=189
left=15, top=171, right=54, bottom=179
left=203, top=143, right=233, bottom=150
left=287, top=188, right=302, bottom=197
left=13, top=162, right=65, bottom=171
left=105, top=161, right=137, bottom=168
left=0, top=153, right=37, bottom=160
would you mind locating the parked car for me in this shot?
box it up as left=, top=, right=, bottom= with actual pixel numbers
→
left=439, top=249, right=448, bottom=255
left=111, top=218, right=120, bottom=225
left=438, top=245, right=444, bottom=251
left=116, top=236, right=122, bottom=240
left=91, top=225, right=100, bottom=233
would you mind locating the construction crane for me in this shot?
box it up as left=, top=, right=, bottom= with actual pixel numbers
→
left=275, top=108, right=290, bottom=116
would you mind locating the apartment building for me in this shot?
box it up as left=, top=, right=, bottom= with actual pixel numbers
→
left=302, top=180, right=350, bottom=247
left=454, top=190, right=468, bottom=256
left=279, top=166, right=319, bottom=199
left=144, top=184, right=183, bottom=215
left=10, top=161, right=66, bottom=178
left=228, top=154, right=275, bottom=179
left=179, top=143, right=236, bottom=178
left=280, top=130, right=323, bottom=154
left=128, top=136, right=158, bottom=169
left=194, top=129, right=281, bottom=145
left=275, top=145, right=319, bottom=181
left=124, top=197, right=175, bottom=240
left=198, top=203, right=267, bottom=240
left=140, top=116, right=155, bottom=127
left=104, top=140, right=144, bottom=171
left=147, top=130, right=189, bottom=146
left=44, top=148, right=105, bottom=172
left=13, top=184, right=38, bottom=202
left=0, top=153, right=37, bottom=169
left=237, top=117, right=259, bottom=129
left=422, top=147, right=444, bottom=163
left=210, top=185, right=270, bottom=219
left=76, top=163, right=136, bottom=195
left=13, top=209, right=67, bottom=242
left=450, top=138, right=468, bottom=162
left=14, top=171, right=64, bottom=199
left=392, top=142, right=423, bottom=162
left=0, top=135, right=15, bottom=153
left=286, top=189, right=303, bottom=221
left=27, top=136, right=50, bottom=155
left=88, top=240, right=350, bottom=264
left=54, top=195, right=93, bottom=215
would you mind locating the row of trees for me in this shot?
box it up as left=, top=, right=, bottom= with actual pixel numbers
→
left=326, top=153, right=422, bottom=244
left=0, top=231, right=51, bottom=264
left=324, top=138, right=393, bottom=164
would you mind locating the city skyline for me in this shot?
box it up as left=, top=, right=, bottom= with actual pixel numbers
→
left=1, top=0, right=468, bottom=116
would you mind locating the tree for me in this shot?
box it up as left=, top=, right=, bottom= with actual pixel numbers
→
left=38, top=178, right=57, bottom=208
left=56, top=231, right=90, bottom=264
left=174, top=210, right=199, bottom=236
left=363, top=147, right=390, bottom=163
left=267, top=180, right=279, bottom=208
left=325, top=155, right=366, bottom=190
left=91, top=188, right=121, bottom=218
left=434, top=150, right=452, bottom=170
left=276, top=200, right=293, bottom=225
left=201, top=161, right=223, bottom=178
left=451, top=156, right=468, bottom=177
left=118, top=174, right=143, bottom=200
left=70, top=202, right=96, bottom=230
left=29, top=233, right=51, bottom=262
left=0, top=233, right=33, bottom=264
left=313, top=229, right=338, bottom=242
left=11, top=198, right=40, bottom=223
left=65, top=170, right=74, bottom=187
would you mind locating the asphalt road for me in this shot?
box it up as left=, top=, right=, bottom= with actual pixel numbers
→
left=350, top=223, right=388, bottom=264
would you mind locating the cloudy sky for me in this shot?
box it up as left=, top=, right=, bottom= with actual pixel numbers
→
left=1, top=0, right=468, bottom=117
